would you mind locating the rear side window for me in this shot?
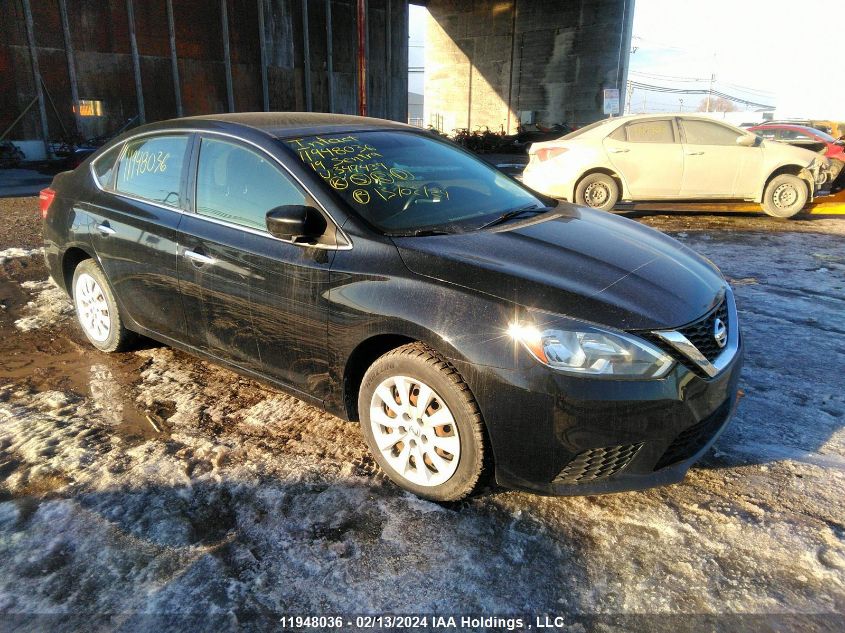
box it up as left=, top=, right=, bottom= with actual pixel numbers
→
left=608, top=125, right=626, bottom=141
left=195, top=137, right=307, bottom=231
left=92, top=143, right=123, bottom=189
left=681, top=120, right=741, bottom=146
left=623, top=120, right=675, bottom=143
left=115, top=135, right=189, bottom=207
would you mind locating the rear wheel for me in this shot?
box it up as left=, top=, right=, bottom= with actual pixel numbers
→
left=575, top=173, right=619, bottom=211
left=71, top=259, right=135, bottom=352
left=761, top=174, right=808, bottom=218
left=358, top=343, right=487, bottom=502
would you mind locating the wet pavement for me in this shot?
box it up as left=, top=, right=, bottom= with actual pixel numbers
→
left=0, top=196, right=843, bottom=631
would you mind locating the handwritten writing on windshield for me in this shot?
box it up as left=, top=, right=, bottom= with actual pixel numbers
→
left=286, top=135, right=446, bottom=205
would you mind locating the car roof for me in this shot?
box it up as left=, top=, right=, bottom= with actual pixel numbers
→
left=127, top=112, right=416, bottom=140
left=608, top=113, right=741, bottom=123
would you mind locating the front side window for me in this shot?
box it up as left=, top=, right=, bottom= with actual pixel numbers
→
left=681, top=120, right=742, bottom=146
left=115, top=135, right=188, bottom=206
left=195, top=137, right=307, bottom=231
left=282, top=131, right=548, bottom=233
left=623, top=120, right=675, bottom=144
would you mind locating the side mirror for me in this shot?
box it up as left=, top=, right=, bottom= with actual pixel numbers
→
left=736, top=134, right=757, bottom=147
left=266, top=205, right=327, bottom=243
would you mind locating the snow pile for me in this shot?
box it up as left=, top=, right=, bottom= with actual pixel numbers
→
left=0, top=247, right=43, bottom=264
left=13, top=279, right=73, bottom=331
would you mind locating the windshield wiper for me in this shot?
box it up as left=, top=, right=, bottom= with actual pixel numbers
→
left=476, top=204, right=552, bottom=230
left=385, top=228, right=453, bottom=237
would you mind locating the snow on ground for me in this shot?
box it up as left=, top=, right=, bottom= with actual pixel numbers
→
left=0, top=247, right=42, bottom=265
left=13, top=279, right=73, bottom=332
left=0, top=221, right=843, bottom=631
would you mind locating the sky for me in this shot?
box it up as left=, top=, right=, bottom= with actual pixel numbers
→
left=408, top=4, right=426, bottom=95
left=628, top=0, right=845, bottom=119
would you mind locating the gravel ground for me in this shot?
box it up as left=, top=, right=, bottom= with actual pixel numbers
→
left=0, top=197, right=843, bottom=632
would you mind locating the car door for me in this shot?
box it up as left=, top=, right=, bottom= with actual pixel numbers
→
left=602, top=118, right=684, bottom=198
left=86, top=132, right=191, bottom=340
left=181, top=134, right=334, bottom=398
left=678, top=118, right=764, bottom=199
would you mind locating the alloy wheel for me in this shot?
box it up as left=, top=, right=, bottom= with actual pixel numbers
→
left=74, top=272, right=111, bottom=342
left=369, top=375, right=460, bottom=487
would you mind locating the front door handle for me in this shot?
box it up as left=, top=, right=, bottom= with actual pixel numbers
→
left=608, top=148, right=630, bottom=153
left=96, top=222, right=116, bottom=236
left=184, top=250, right=216, bottom=266
left=685, top=151, right=704, bottom=156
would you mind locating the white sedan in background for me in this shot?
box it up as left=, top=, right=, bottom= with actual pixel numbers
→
left=522, top=114, right=831, bottom=218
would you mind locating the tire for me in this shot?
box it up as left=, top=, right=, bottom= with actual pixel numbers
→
left=358, top=343, right=487, bottom=502
left=575, top=173, right=619, bottom=211
left=71, top=259, right=135, bottom=352
left=761, top=174, right=808, bottom=218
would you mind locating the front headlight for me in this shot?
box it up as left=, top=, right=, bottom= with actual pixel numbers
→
left=508, top=317, right=674, bottom=378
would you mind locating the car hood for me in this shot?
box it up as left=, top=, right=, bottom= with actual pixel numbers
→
left=761, top=140, right=820, bottom=164
left=393, top=204, right=726, bottom=331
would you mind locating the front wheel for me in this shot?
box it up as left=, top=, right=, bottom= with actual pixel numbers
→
left=761, top=174, right=808, bottom=218
left=358, top=343, right=487, bottom=502
left=71, top=259, right=135, bottom=352
left=574, top=173, right=620, bottom=211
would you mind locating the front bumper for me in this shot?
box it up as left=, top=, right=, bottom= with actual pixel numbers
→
left=454, top=335, right=743, bottom=496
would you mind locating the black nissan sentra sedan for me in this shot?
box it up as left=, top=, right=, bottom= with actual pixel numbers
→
left=41, top=113, right=742, bottom=501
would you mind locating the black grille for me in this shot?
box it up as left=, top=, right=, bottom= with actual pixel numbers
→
left=677, top=299, right=729, bottom=363
left=654, top=401, right=731, bottom=470
left=553, top=443, right=643, bottom=485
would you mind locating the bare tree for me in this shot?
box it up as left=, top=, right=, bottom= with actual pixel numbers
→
left=698, top=97, right=739, bottom=112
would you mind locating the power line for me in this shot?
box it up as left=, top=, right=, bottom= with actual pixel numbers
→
left=631, top=70, right=709, bottom=82
left=628, top=80, right=774, bottom=109
left=630, top=70, right=775, bottom=97
left=717, top=81, right=775, bottom=97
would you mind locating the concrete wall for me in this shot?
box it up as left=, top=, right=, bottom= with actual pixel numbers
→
left=0, top=0, right=409, bottom=152
left=424, top=0, right=634, bottom=134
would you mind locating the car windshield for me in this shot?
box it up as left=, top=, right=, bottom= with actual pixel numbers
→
left=281, top=130, right=549, bottom=234
left=796, top=127, right=836, bottom=142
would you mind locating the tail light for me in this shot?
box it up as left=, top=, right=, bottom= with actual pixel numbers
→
left=39, top=187, right=56, bottom=219
left=535, top=147, right=568, bottom=162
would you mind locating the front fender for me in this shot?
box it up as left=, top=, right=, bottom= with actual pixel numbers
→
left=324, top=232, right=520, bottom=417
left=759, top=163, right=820, bottom=203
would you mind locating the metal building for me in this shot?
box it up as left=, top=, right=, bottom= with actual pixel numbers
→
left=0, top=0, right=409, bottom=159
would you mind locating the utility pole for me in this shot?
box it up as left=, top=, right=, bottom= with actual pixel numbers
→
left=679, top=98, right=684, bottom=112
left=625, top=80, right=633, bottom=115
left=705, top=72, right=714, bottom=112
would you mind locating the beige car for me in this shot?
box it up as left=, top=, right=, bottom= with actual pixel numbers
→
left=522, top=114, right=831, bottom=218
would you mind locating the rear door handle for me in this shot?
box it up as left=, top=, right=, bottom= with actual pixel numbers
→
left=96, top=222, right=116, bottom=236
left=184, top=250, right=216, bottom=266
left=685, top=151, right=704, bottom=155
left=608, top=148, right=629, bottom=153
